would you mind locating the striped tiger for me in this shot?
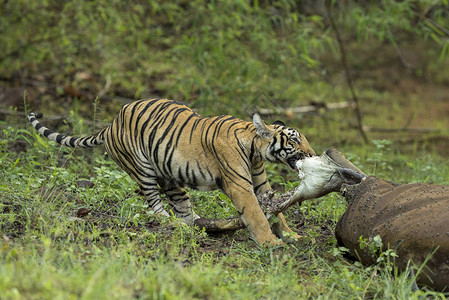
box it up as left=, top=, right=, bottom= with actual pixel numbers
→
left=28, top=98, right=315, bottom=245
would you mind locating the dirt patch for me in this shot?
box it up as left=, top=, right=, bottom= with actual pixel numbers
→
left=0, top=86, right=38, bottom=110
left=0, top=195, right=26, bottom=239
left=7, top=140, right=28, bottom=153
left=404, top=84, right=449, bottom=129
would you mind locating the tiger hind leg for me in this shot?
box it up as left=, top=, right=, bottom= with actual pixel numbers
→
left=139, top=180, right=170, bottom=217
left=104, top=140, right=172, bottom=218
left=165, top=186, right=200, bottom=225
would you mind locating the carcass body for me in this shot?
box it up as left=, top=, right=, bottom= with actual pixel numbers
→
left=336, top=176, right=449, bottom=291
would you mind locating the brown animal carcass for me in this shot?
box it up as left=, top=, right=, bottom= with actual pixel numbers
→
left=336, top=176, right=449, bottom=292
left=263, top=148, right=449, bottom=291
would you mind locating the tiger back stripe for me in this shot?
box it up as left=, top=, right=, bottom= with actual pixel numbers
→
left=27, top=113, right=106, bottom=148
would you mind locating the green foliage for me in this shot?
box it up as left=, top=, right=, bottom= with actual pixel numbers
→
left=358, top=234, right=400, bottom=273
left=2, top=0, right=449, bottom=147
left=346, top=0, right=449, bottom=59
left=366, top=139, right=394, bottom=175
left=1, top=0, right=333, bottom=116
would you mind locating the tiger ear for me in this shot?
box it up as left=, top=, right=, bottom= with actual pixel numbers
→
left=273, top=120, right=286, bottom=127
left=253, top=113, right=273, bottom=139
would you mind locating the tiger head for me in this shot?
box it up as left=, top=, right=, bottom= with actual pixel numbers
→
left=253, top=114, right=316, bottom=170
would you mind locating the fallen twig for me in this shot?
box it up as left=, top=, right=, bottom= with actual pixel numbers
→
left=258, top=101, right=355, bottom=116
left=193, top=217, right=244, bottom=232
left=363, top=126, right=446, bottom=134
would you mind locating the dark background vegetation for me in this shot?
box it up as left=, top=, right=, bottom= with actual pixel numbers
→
left=1, top=0, right=449, bottom=298
left=2, top=0, right=449, bottom=150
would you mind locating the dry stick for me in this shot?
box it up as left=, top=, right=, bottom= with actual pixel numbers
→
left=325, top=1, right=369, bottom=144
left=257, top=101, right=355, bottom=116
left=193, top=217, right=244, bottom=232
left=364, top=126, right=444, bottom=133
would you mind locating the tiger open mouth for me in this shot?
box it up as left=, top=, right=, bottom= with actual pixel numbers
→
left=288, top=158, right=298, bottom=170
left=287, top=157, right=301, bottom=171
left=287, top=153, right=306, bottom=171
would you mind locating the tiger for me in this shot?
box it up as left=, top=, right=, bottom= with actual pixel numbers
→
left=28, top=98, right=316, bottom=245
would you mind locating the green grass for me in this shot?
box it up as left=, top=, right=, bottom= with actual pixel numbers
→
left=1, top=121, right=448, bottom=299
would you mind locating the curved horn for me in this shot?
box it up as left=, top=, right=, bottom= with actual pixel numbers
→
left=325, top=147, right=366, bottom=175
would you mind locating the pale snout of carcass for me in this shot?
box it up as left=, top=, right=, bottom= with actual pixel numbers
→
left=260, top=148, right=366, bottom=215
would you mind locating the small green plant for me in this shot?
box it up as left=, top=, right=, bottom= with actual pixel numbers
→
left=359, top=234, right=384, bottom=256
left=366, top=139, right=394, bottom=174
left=359, top=235, right=399, bottom=272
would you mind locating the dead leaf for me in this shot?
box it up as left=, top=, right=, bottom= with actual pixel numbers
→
left=76, top=180, right=95, bottom=189
left=76, top=208, right=91, bottom=218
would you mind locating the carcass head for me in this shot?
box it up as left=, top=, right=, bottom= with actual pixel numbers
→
left=290, top=148, right=366, bottom=204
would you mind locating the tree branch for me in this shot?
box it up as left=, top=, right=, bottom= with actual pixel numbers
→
left=257, top=101, right=355, bottom=116
left=325, top=1, right=370, bottom=144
